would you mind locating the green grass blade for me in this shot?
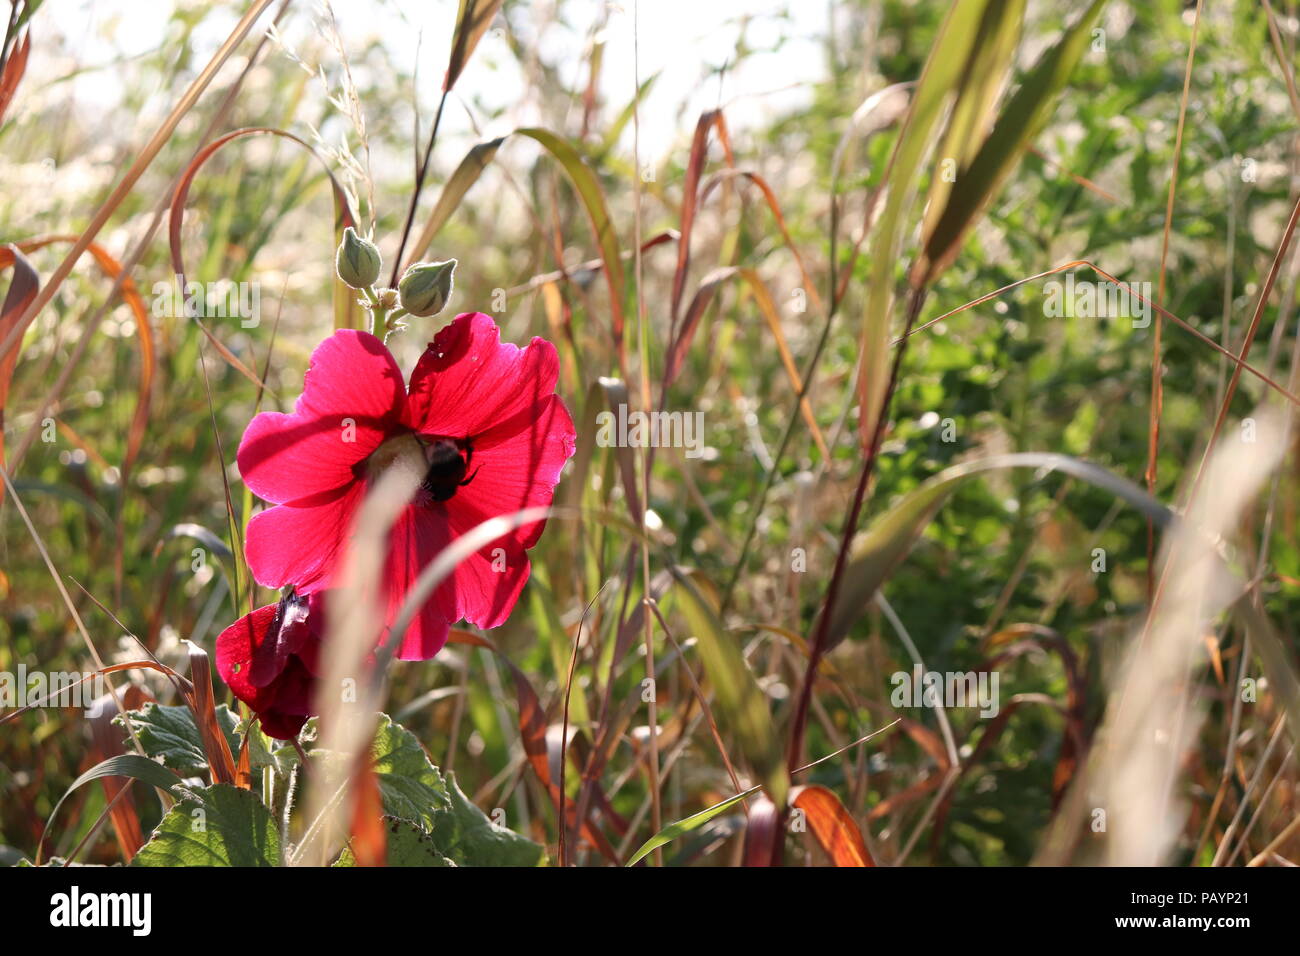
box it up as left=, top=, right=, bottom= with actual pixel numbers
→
left=916, top=0, right=1107, bottom=284
left=625, top=785, right=758, bottom=866
left=826, top=452, right=1173, bottom=647
left=857, top=0, right=991, bottom=448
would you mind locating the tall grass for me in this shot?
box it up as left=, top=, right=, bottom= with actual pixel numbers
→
left=3, top=0, right=1300, bottom=867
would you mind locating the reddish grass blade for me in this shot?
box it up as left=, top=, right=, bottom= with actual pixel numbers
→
left=0, top=28, right=29, bottom=125
left=740, top=794, right=782, bottom=867
left=662, top=265, right=829, bottom=460
left=445, top=630, right=622, bottom=862
left=444, top=0, right=505, bottom=91
left=185, top=641, right=236, bottom=787
left=698, top=169, right=823, bottom=312
left=234, top=731, right=255, bottom=792
left=0, top=659, right=193, bottom=726
left=983, top=626, right=1088, bottom=806
left=791, top=784, right=874, bottom=867
left=930, top=694, right=1076, bottom=857
left=88, top=684, right=150, bottom=861
left=0, top=243, right=38, bottom=488
left=347, top=754, right=388, bottom=867
left=898, top=716, right=953, bottom=772
left=0, top=0, right=278, bottom=381
left=670, top=110, right=734, bottom=333
left=867, top=771, right=946, bottom=822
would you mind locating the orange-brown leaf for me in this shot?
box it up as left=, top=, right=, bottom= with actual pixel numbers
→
left=791, top=784, right=874, bottom=867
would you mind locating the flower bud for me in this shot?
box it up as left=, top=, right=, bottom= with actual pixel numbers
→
left=335, top=227, right=382, bottom=289
left=398, top=259, right=457, bottom=317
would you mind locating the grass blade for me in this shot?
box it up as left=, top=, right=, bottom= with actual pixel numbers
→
left=857, top=0, right=990, bottom=449
left=914, top=0, right=1107, bottom=285
left=826, top=452, right=1173, bottom=647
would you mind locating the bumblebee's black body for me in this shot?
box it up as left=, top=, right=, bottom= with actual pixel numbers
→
left=422, top=437, right=478, bottom=501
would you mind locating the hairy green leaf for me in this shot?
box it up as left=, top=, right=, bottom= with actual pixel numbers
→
left=132, top=783, right=279, bottom=867
left=118, top=702, right=240, bottom=777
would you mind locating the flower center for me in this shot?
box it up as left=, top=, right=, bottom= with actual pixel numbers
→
left=366, top=432, right=427, bottom=482
left=365, top=432, right=472, bottom=504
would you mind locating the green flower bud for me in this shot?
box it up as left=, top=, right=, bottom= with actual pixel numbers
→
left=398, top=259, right=457, bottom=317
left=335, top=227, right=382, bottom=289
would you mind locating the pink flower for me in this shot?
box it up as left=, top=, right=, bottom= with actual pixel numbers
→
left=235, top=312, right=576, bottom=661
left=216, top=590, right=325, bottom=740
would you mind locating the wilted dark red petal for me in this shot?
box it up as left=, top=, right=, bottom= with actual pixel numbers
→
left=236, top=330, right=404, bottom=505
left=217, top=598, right=326, bottom=741
left=405, top=312, right=561, bottom=440
left=245, top=593, right=310, bottom=689
left=215, top=604, right=280, bottom=711
left=244, top=483, right=364, bottom=592
left=258, top=707, right=309, bottom=741
left=264, top=656, right=317, bottom=720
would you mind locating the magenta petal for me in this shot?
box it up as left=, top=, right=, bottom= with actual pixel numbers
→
left=384, top=505, right=455, bottom=661
left=237, top=330, right=404, bottom=505
left=442, top=498, right=532, bottom=630
left=244, top=483, right=364, bottom=592
left=455, top=393, right=577, bottom=549
left=406, top=312, right=561, bottom=440
left=394, top=603, right=451, bottom=662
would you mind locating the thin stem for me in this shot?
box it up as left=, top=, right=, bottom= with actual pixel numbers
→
left=786, top=285, right=927, bottom=773
left=390, top=88, right=450, bottom=286
left=631, top=0, right=663, bottom=866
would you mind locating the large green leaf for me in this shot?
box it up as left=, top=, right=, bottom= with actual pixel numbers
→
left=117, top=702, right=240, bottom=777
left=370, top=713, right=452, bottom=829
left=365, top=715, right=544, bottom=866
left=826, top=452, right=1172, bottom=647
left=434, top=771, right=545, bottom=867
left=334, top=816, right=454, bottom=867
left=132, top=783, right=279, bottom=867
